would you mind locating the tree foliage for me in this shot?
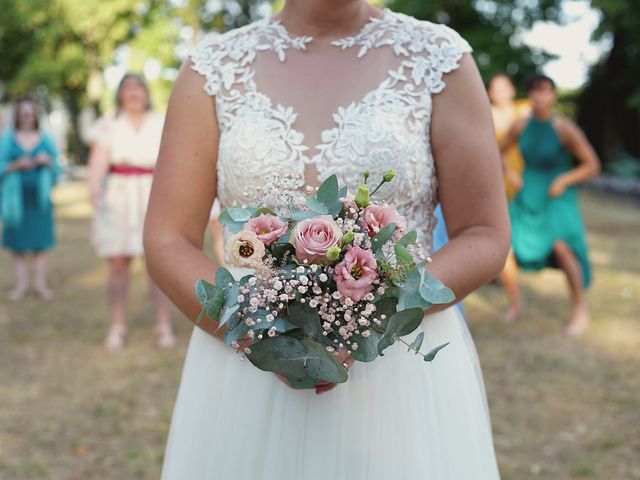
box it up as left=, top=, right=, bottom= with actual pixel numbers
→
left=577, top=0, right=640, bottom=169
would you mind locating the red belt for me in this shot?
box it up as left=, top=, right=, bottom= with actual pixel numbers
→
left=109, top=165, right=154, bottom=175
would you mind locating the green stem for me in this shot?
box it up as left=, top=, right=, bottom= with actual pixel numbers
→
left=398, top=337, right=425, bottom=358
left=370, top=179, right=386, bottom=197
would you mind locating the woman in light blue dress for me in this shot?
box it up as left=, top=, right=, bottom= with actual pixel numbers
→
left=0, top=98, right=59, bottom=300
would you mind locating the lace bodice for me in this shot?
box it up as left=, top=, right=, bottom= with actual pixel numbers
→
left=189, top=8, right=471, bottom=253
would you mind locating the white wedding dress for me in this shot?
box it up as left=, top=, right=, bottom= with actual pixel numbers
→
left=162, top=8, right=501, bottom=479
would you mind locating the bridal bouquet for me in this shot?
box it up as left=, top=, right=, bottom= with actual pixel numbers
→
left=196, top=171, right=454, bottom=389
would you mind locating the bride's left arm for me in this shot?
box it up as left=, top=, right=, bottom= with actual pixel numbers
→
left=428, top=54, right=511, bottom=306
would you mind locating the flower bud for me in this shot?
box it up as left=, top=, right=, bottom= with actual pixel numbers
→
left=341, top=230, right=355, bottom=246
left=326, top=245, right=342, bottom=262
left=383, top=170, right=396, bottom=182
left=354, top=184, right=370, bottom=208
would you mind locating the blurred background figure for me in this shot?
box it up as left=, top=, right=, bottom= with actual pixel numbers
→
left=87, top=73, right=174, bottom=351
left=488, top=73, right=530, bottom=322
left=0, top=97, right=59, bottom=301
left=503, top=74, right=601, bottom=336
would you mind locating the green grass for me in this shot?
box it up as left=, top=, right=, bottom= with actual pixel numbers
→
left=0, top=182, right=639, bottom=479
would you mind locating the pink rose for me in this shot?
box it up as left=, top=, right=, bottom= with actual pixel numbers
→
left=290, top=215, right=342, bottom=264
left=360, top=204, right=406, bottom=237
left=243, top=214, right=288, bottom=246
left=334, top=246, right=379, bottom=302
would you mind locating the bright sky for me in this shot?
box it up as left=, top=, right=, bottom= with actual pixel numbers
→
left=519, top=0, right=612, bottom=89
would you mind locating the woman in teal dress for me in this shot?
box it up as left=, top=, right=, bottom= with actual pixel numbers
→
left=0, top=97, right=59, bottom=300
left=503, top=74, right=600, bottom=336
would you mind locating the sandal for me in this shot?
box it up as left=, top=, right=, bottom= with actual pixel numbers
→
left=155, top=324, right=176, bottom=349
left=104, top=324, right=128, bottom=351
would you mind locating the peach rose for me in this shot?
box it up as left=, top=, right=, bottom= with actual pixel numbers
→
left=360, top=204, right=406, bottom=237
left=243, top=214, right=288, bottom=246
left=334, top=246, right=379, bottom=302
left=226, top=230, right=265, bottom=268
left=290, top=215, right=342, bottom=264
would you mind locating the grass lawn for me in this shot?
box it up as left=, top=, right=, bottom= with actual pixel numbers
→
left=1, top=181, right=638, bottom=479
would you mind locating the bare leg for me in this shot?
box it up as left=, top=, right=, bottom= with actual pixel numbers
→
left=8, top=253, right=28, bottom=300
left=499, top=249, right=524, bottom=322
left=150, top=277, right=175, bottom=348
left=104, top=256, right=131, bottom=350
left=33, top=252, right=54, bottom=301
left=552, top=241, right=589, bottom=336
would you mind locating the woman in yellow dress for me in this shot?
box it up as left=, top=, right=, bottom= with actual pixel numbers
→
left=488, top=74, right=530, bottom=322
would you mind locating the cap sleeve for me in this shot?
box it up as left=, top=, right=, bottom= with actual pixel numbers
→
left=87, top=116, right=114, bottom=149
left=188, top=34, right=224, bottom=97
left=424, top=24, right=473, bottom=94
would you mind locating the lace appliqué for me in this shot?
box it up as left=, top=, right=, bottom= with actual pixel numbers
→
left=189, top=9, right=472, bottom=253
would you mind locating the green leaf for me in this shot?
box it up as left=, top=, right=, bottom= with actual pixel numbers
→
left=398, top=230, right=418, bottom=247
left=408, top=332, right=424, bottom=353
left=195, top=280, right=226, bottom=323
left=377, top=308, right=424, bottom=355
left=350, top=329, right=382, bottom=362
left=371, top=223, right=396, bottom=253
left=372, top=297, right=398, bottom=332
left=394, top=243, right=413, bottom=264
left=424, top=342, right=450, bottom=362
left=217, top=210, right=245, bottom=233
left=284, top=302, right=324, bottom=339
left=226, top=207, right=254, bottom=222
left=218, top=304, right=240, bottom=328
left=223, top=321, right=250, bottom=345
left=291, top=210, right=317, bottom=221
left=252, top=207, right=276, bottom=217
left=396, top=268, right=431, bottom=310
left=215, top=267, right=235, bottom=288
left=338, top=186, right=348, bottom=200
left=317, top=174, right=339, bottom=206
left=306, top=196, right=329, bottom=214
left=419, top=270, right=455, bottom=305
left=246, top=335, right=347, bottom=389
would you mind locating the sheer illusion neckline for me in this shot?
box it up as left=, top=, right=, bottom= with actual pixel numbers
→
left=266, top=8, right=391, bottom=48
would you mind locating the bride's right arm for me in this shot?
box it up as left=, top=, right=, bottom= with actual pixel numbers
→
left=144, top=61, right=222, bottom=338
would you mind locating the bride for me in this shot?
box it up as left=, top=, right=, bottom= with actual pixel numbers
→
left=144, top=1, right=510, bottom=478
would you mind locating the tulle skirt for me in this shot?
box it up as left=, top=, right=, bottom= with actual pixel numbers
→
left=162, top=299, right=500, bottom=479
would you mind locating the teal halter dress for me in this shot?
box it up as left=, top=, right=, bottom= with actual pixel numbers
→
left=0, top=130, right=59, bottom=253
left=510, top=117, right=592, bottom=288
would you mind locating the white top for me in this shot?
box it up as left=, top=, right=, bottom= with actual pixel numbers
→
left=93, top=112, right=164, bottom=167
left=189, top=9, right=472, bottom=253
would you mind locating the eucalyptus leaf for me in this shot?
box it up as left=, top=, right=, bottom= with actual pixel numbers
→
left=350, top=329, right=382, bottom=362
left=252, top=207, right=276, bottom=217
left=371, top=223, right=396, bottom=253
left=246, top=335, right=347, bottom=388
left=215, top=267, right=235, bottom=288
left=338, top=186, right=348, bottom=200
left=398, top=230, right=418, bottom=247
left=291, top=210, right=318, bottom=221
left=317, top=174, right=339, bottom=206
left=223, top=321, right=250, bottom=345
left=284, top=302, right=324, bottom=338
left=218, top=304, right=240, bottom=329
left=396, top=268, right=431, bottom=311
left=394, top=243, right=414, bottom=264
left=217, top=210, right=245, bottom=233
left=195, top=280, right=225, bottom=323
left=226, top=207, right=254, bottom=222
left=377, top=308, right=424, bottom=355
left=306, top=196, right=329, bottom=214
left=408, top=332, right=424, bottom=353
left=424, top=342, right=450, bottom=362
left=419, top=270, right=456, bottom=305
